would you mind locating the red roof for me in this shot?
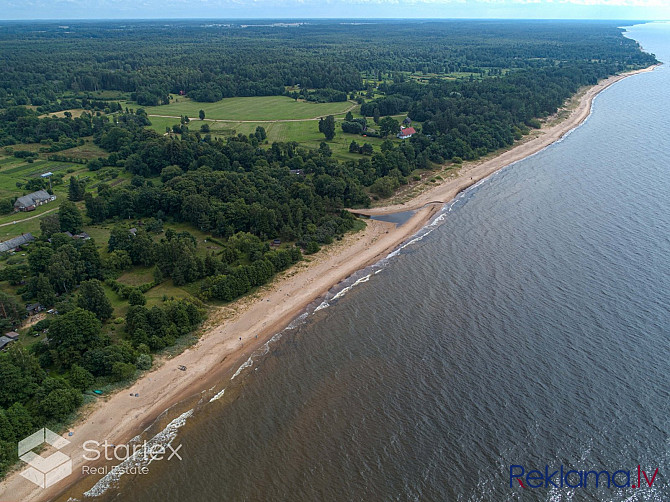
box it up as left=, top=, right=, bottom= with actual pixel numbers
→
left=398, top=127, right=416, bottom=137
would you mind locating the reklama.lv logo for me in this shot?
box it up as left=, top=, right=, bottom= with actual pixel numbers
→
left=510, top=464, right=659, bottom=490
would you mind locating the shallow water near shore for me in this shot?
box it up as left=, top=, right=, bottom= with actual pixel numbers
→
left=68, top=23, right=669, bottom=502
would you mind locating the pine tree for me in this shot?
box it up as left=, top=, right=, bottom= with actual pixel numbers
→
left=68, top=177, right=85, bottom=201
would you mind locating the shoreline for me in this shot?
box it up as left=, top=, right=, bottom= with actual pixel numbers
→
left=0, top=63, right=658, bottom=502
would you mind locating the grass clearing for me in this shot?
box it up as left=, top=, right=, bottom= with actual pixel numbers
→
left=57, top=140, right=108, bottom=160
left=39, top=109, right=88, bottom=119
left=141, top=95, right=409, bottom=161
left=149, top=114, right=408, bottom=162
left=134, top=95, right=354, bottom=121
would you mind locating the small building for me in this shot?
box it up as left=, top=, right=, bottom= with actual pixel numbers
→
left=403, top=117, right=411, bottom=125
left=397, top=127, right=416, bottom=139
left=4, top=332, right=19, bottom=340
left=73, top=232, right=91, bottom=240
left=271, top=239, right=281, bottom=247
left=289, top=169, right=305, bottom=176
left=40, top=172, right=54, bottom=178
left=129, top=228, right=138, bottom=236
left=0, top=336, right=15, bottom=351
left=26, top=303, right=44, bottom=315
left=14, top=190, right=56, bottom=212
left=0, top=233, right=35, bottom=253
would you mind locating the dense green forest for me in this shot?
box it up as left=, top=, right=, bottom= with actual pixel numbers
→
left=0, top=20, right=655, bottom=107
left=0, top=20, right=656, bottom=478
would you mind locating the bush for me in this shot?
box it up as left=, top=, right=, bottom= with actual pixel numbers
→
left=136, top=353, right=152, bottom=371
left=305, top=241, right=320, bottom=254
left=526, top=118, right=542, bottom=129
left=111, top=362, right=136, bottom=382
left=128, top=289, right=147, bottom=306
left=67, top=364, right=95, bottom=391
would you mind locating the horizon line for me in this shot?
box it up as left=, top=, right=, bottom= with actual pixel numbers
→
left=0, top=17, right=667, bottom=22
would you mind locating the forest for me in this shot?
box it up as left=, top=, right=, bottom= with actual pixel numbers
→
left=0, top=20, right=655, bottom=108
left=0, top=20, right=657, bottom=478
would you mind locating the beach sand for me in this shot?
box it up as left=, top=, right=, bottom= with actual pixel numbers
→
left=0, top=64, right=658, bottom=502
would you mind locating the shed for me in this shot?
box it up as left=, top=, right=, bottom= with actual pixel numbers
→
left=26, top=303, right=44, bottom=315
left=0, top=233, right=35, bottom=253
left=0, top=336, right=15, bottom=351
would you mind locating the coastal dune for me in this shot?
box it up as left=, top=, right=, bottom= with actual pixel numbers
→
left=0, top=64, right=657, bottom=502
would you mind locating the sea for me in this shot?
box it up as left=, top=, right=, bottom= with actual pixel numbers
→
left=61, top=22, right=669, bottom=502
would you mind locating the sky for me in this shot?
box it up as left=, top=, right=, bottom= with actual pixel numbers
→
left=0, top=0, right=668, bottom=21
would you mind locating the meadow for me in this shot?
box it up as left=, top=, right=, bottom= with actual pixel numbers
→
left=131, top=95, right=355, bottom=121
left=144, top=97, right=410, bottom=161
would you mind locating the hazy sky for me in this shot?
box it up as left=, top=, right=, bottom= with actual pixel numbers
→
left=0, top=0, right=668, bottom=20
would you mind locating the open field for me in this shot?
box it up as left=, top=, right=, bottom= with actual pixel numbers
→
left=138, top=93, right=411, bottom=161
left=131, top=95, right=356, bottom=121
left=147, top=109, right=410, bottom=161
left=58, top=141, right=109, bottom=160
left=39, top=108, right=88, bottom=118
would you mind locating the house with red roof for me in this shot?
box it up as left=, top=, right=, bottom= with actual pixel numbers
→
left=397, top=126, right=416, bottom=139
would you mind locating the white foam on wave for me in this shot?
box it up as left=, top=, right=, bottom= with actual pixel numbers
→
left=286, top=311, right=309, bottom=329
left=384, top=204, right=454, bottom=259
left=229, top=317, right=302, bottom=381
left=84, top=409, right=194, bottom=498
left=231, top=356, right=253, bottom=380
left=314, top=300, right=330, bottom=312
left=330, top=273, right=371, bottom=301
left=209, top=388, right=226, bottom=402
left=383, top=196, right=467, bottom=260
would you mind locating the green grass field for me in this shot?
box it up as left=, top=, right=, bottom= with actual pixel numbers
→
left=131, top=95, right=355, bottom=121
left=147, top=109, right=410, bottom=161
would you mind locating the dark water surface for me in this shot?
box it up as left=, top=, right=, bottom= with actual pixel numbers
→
left=85, top=24, right=670, bottom=502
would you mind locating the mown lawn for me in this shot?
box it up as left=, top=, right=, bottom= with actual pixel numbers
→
left=134, top=95, right=354, bottom=121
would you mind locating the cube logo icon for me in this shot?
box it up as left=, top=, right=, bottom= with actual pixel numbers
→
left=18, top=428, right=72, bottom=489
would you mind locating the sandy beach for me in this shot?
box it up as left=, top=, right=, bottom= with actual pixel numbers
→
left=0, top=64, right=658, bottom=502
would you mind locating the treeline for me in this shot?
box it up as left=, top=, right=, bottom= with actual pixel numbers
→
left=288, top=88, right=349, bottom=103
left=0, top=107, right=99, bottom=147
left=35, top=98, right=123, bottom=115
